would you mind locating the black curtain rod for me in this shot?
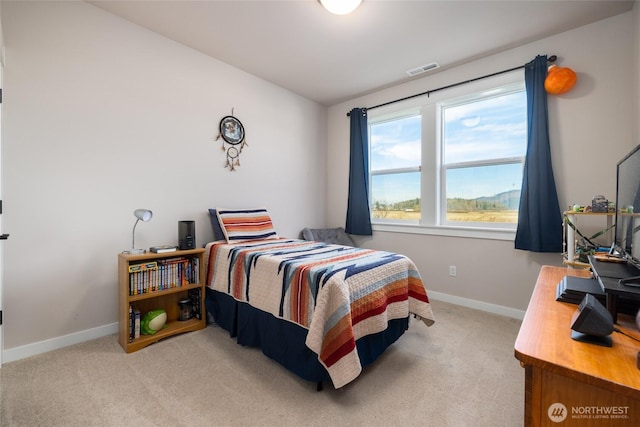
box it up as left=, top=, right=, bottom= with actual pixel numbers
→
left=346, top=55, right=557, bottom=116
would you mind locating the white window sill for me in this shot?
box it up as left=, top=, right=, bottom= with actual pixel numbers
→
left=372, top=222, right=516, bottom=241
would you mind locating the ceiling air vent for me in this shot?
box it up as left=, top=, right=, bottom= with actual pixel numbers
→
left=406, top=62, right=440, bottom=77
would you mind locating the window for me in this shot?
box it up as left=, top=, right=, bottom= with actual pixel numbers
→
left=440, top=87, right=527, bottom=227
left=368, top=80, right=527, bottom=237
left=370, top=114, right=421, bottom=223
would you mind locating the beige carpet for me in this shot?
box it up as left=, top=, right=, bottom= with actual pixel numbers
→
left=0, top=300, right=524, bottom=426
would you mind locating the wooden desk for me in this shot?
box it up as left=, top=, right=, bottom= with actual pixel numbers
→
left=514, top=266, right=640, bottom=426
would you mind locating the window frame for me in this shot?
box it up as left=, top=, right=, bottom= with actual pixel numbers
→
left=367, top=72, right=526, bottom=241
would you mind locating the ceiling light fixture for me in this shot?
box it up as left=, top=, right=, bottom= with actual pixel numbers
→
left=319, top=0, right=363, bottom=15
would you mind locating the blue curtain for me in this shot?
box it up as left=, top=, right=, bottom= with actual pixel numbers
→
left=345, top=107, right=373, bottom=235
left=515, top=55, right=563, bottom=252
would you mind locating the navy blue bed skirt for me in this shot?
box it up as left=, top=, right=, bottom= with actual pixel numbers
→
left=205, top=288, right=409, bottom=384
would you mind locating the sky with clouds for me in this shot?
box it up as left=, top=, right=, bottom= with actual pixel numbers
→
left=370, top=90, right=526, bottom=205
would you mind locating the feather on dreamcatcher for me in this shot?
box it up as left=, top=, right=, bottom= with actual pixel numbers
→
left=215, top=109, right=247, bottom=171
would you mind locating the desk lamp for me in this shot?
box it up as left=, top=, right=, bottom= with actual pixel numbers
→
left=127, top=209, right=152, bottom=254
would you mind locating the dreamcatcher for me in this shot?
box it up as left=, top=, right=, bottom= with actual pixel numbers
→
left=215, top=109, right=247, bottom=171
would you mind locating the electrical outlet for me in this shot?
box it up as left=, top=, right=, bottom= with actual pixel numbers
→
left=449, top=265, right=457, bottom=277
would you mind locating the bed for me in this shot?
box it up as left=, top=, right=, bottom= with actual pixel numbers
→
left=204, top=208, right=435, bottom=389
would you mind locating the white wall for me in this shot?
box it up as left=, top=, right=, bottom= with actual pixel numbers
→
left=0, top=0, right=4, bottom=65
left=327, top=12, right=635, bottom=313
left=0, top=1, right=326, bottom=356
left=0, top=0, right=4, bottom=364
left=634, top=1, right=640, bottom=142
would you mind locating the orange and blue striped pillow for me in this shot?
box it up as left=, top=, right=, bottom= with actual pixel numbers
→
left=216, top=208, right=279, bottom=243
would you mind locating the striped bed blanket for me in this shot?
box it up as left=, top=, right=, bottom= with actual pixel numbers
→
left=205, top=239, right=435, bottom=388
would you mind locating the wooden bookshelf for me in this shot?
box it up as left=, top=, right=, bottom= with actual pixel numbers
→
left=118, top=248, right=206, bottom=353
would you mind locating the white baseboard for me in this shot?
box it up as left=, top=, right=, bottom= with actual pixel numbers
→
left=2, top=322, right=118, bottom=364
left=428, top=291, right=525, bottom=320
left=1, top=292, right=523, bottom=364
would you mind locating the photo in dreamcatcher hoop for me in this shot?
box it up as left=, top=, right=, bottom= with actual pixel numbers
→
left=216, top=112, right=247, bottom=171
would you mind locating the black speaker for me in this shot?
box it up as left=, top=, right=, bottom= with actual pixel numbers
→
left=178, top=220, right=196, bottom=250
left=570, top=293, right=614, bottom=347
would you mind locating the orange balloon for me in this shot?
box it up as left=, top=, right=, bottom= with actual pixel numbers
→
left=545, top=65, right=577, bottom=95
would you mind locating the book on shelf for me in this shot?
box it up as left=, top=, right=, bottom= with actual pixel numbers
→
left=188, top=288, right=202, bottom=320
left=150, top=245, right=178, bottom=254
left=134, top=310, right=141, bottom=339
left=128, top=255, right=200, bottom=296
left=128, top=261, right=157, bottom=273
left=129, top=305, right=134, bottom=343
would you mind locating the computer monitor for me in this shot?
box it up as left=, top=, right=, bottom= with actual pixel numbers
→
left=614, top=146, right=640, bottom=263
left=613, top=144, right=640, bottom=286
